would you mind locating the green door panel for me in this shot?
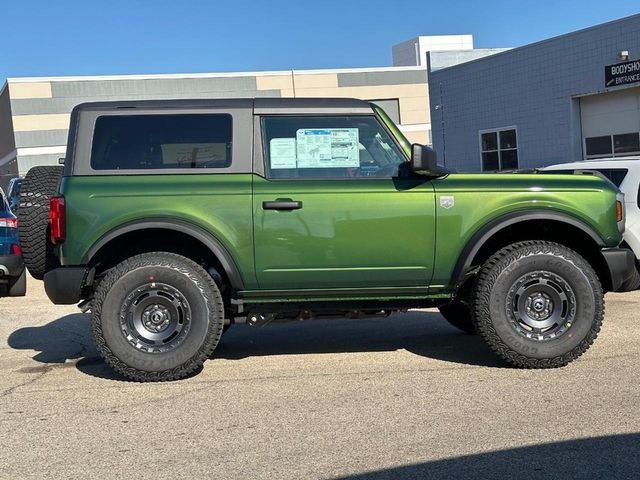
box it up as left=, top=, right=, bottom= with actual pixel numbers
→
left=59, top=174, right=259, bottom=288
left=252, top=175, right=436, bottom=289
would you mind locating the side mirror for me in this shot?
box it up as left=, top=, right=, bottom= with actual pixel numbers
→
left=410, top=144, right=439, bottom=174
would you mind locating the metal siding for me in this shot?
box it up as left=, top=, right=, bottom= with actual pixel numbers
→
left=50, top=76, right=261, bottom=97
left=337, top=70, right=426, bottom=87
left=429, top=14, right=640, bottom=172
left=0, top=87, right=16, bottom=158
left=14, top=129, right=69, bottom=148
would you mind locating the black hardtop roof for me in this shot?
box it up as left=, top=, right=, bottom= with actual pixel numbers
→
left=72, top=97, right=372, bottom=112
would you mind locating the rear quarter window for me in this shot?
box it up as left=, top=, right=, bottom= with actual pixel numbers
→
left=594, top=168, right=628, bottom=188
left=90, top=114, right=232, bottom=170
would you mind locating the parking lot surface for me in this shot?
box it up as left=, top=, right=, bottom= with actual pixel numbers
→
left=1, top=277, right=639, bottom=479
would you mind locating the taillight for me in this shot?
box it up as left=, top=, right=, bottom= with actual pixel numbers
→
left=0, top=218, right=18, bottom=228
left=11, top=244, right=21, bottom=256
left=50, top=195, right=66, bottom=245
left=616, top=200, right=623, bottom=222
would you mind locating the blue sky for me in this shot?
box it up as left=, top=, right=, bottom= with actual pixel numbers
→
left=1, top=0, right=639, bottom=82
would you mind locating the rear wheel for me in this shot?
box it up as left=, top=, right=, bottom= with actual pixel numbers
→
left=18, top=166, right=64, bottom=280
left=472, top=241, right=603, bottom=368
left=92, top=252, right=224, bottom=381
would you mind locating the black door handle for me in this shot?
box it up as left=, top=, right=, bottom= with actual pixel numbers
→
left=262, top=200, right=303, bottom=211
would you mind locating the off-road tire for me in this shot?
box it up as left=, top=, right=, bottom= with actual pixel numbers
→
left=18, top=166, right=64, bottom=280
left=472, top=241, right=603, bottom=368
left=92, top=252, right=225, bottom=381
left=619, top=262, right=640, bottom=291
left=438, top=300, right=476, bottom=334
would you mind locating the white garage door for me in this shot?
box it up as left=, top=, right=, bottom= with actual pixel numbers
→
left=580, top=87, right=640, bottom=159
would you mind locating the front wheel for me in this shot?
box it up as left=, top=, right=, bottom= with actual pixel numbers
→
left=92, top=252, right=225, bottom=381
left=472, top=241, right=603, bottom=368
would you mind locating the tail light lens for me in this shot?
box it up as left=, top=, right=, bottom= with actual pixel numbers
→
left=616, top=200, right=623, bottom=222
left=11, top=244, right=21, bottom=256
left=0, top=218, right=18, bottom=228
left=50, top=195, right=66, bottom=244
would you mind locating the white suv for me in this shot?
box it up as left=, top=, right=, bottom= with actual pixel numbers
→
left=543, top=157, right=640, bottom=289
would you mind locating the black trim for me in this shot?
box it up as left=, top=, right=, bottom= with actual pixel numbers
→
left=44, top=267, right=89, bottom=304
left=238, top=286, right=431, bottom=300
left=452, top=210, right=606, bottom=286
left=601, top=247, right=635, bottom=292
left=262, top=200, right=302, bottom=211
left=81, top=219, right=245, bottom=289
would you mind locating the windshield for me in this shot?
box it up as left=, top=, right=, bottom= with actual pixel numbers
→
left=371, top=104, right=411, bottom=158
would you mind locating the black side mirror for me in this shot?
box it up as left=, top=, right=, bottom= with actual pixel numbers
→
left=410, top=144, right=439, bottom=174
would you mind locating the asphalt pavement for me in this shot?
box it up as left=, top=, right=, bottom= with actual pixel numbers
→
left=1, top=277, right=639, bottom=479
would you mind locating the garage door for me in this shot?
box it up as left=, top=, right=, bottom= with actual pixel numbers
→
left=580, top=87, right=640, bottom=159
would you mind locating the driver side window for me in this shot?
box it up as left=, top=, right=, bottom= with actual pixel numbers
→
left=261, top=115, right=406, bottom=179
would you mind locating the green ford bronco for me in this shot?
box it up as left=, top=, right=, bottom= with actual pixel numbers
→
left=18, top=98, right=635, bottom=381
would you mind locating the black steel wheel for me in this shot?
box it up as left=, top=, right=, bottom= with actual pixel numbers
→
left=472, top=241, right=603, bottom=368
left=92, top=252, right=224, bottom=381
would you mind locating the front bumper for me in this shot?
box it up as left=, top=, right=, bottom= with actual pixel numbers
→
left=0, top=255, right=24, bottom=280
left=601, top=247, right=635, bottom=292
left=44, top=267, right=91, bottom=304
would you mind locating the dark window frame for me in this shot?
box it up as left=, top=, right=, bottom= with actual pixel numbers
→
left=585, top=132, right=640, bottom=159
left=89, top=113, right=233, bottom=171
left=260, top=114, right=407, bottom=181
left=479, top=126, right=519, bottom=171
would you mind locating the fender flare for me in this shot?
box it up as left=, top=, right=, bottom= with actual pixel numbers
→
left=451, top=210, right=606, bottom=286
left=82, top=219, right=245, bottom=289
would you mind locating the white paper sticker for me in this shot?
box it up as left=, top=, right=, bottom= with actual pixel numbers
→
left=296, top=128, right=360, bottom=168
left=269, top=138, right=297, bottom=169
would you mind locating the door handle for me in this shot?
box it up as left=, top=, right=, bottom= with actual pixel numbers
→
left=262, top=200, right=303, bottom=211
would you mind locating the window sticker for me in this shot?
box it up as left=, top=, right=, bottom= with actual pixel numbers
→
left=269, top=138, right=297, bottom=169
left=296, top=128, right=360, bottom=168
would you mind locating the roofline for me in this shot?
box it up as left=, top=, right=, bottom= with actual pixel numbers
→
left=429, top=13, right=640, bottom=73
left=0, top=80, right=7, bottom=98
left=71, top=97, right=373, bottom=112
left=6, top=65, right=426, bottom=84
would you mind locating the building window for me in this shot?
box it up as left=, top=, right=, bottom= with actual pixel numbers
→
left=368, top=99, right=401, bottom=124
left=480, top=127, right=518, bottom=171
left=585, top=132, right=640, bottom=159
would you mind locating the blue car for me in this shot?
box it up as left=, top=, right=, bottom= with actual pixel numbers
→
left=0, top=188, right=25, bottom=296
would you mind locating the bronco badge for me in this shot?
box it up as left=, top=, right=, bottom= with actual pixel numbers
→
left=440, top=196, right=455, bottom=209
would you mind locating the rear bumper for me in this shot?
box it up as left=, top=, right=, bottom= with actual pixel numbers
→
left=602, top=247, right=635, bottom=292
left=44, top=267, right=91, bottom=304
left=0, top=255, right=24, bottom=279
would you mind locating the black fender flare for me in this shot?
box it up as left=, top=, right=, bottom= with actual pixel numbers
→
left=81, top=219, right=245, bottom=290
left=451, top=210, right=606, bottom=287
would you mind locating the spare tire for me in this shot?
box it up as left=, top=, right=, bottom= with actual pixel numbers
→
left=18, top=166, right=64, bottom=280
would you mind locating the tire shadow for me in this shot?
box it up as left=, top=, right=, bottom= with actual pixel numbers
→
left=7, top=310, right=505, bottom=381
left=215, top=310, right=506, bottom=367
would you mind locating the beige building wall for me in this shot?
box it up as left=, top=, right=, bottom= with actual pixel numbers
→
left=6, top=66, right=431, bottom=175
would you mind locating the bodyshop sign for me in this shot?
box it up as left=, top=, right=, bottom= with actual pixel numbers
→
left=605, top=59, right=640, bottom=87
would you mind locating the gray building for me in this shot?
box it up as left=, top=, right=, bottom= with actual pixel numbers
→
left=429, top=14, right=640, bottom=172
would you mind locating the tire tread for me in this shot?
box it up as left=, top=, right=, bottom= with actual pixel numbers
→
left=471, top=240, right=604, bottom=369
